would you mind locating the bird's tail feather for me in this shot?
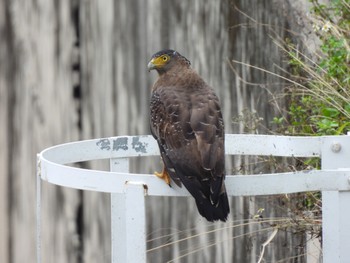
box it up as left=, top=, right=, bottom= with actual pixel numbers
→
left=173, top=165, right=230, bottom=222
left=195, top=191, right=230, bottom=222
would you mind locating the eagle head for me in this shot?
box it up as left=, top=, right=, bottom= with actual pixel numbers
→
left=148, top=49, right=190, bottom=74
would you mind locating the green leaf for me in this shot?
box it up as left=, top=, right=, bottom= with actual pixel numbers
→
left=335, top=122, right=350, bottom=135
left=321, top=107, right=340, bottom=118
left=345, top=104, right=350, bottom=114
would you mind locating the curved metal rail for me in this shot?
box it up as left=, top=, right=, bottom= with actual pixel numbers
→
left=37, top=134, right=350, bottom=263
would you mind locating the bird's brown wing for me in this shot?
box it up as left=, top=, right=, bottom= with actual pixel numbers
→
left=188, top=87, right=226, bottom=207
left=150, top=88, right=186, bottom=187
left=189, top=90, right=225, bottom=172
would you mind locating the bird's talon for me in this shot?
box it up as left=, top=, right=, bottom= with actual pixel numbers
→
left=154, top=168, right=171, bottom=186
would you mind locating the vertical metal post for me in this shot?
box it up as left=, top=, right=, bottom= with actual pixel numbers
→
left=322, top=136, right=350, bottom=263
left=110, top=157, right=129, bottom=263
left=36, top=154, right=42, bottom=263
left=110, top=158, right=147, bottom=263
left=124, top=182, right=147, bottom=262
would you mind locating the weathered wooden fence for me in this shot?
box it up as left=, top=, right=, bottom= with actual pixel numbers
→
left=1, top=0, right=320, bottom=262
left=37, top=134, right=350, bottom=262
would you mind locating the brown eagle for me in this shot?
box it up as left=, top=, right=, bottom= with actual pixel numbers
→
left=148, top=49, right=230, bottom=222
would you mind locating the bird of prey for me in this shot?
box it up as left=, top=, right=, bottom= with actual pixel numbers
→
left=147, top=49, right=230, bottom=222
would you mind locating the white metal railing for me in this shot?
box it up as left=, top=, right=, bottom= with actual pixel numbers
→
left=36, top=134, right=350, bottom=263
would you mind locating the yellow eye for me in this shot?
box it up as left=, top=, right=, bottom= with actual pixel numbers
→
left=162, top=55, right=168, bottom=61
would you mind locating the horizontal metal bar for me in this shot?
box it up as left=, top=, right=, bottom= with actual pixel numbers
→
left=40, top=135, right=159, bottom=164
left=227, top=170, right=350, bottom=196
left=38, top=134, right=350, bottom=196
left=40, top=134, right=334, bottom=165
left=225, top=134, right=323, bottom=157
left=39, top=158, right=350, bottom=196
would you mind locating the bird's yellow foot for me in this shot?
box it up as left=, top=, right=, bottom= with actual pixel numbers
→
left=154, top=168, right=171, bottom=186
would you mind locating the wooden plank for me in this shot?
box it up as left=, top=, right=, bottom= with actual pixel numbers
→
left=1, top=0, right=81, bottom=262
left=79, top=1, right=115, bottom=261
left=0, top=0, right=322, bottom=262
left=0, top=1, right=10, bottom=261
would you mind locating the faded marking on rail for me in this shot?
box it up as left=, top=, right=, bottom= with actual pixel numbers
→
left=96, top=138, right=111, bottom=150
left=113, top=137, right=128, bottom=151
left=132, top=137, right=148, bottom=153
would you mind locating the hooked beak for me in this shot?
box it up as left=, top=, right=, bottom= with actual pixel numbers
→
left=147, top=59, right=156, bottom=71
